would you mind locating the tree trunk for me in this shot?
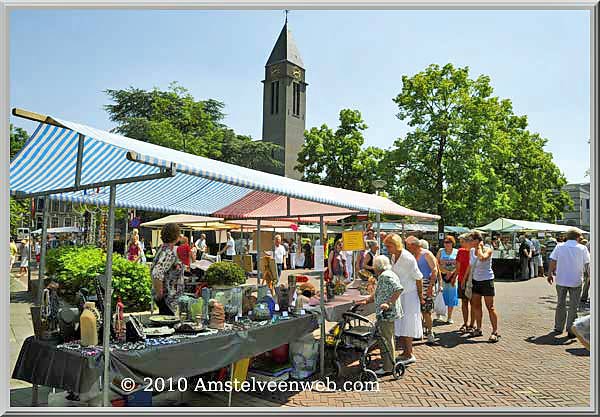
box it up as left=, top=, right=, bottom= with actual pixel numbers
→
left=436, top=132, right=447, bottom=251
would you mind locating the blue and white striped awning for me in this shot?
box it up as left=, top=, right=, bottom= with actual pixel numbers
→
left=10, top=112, right=440, bottom=220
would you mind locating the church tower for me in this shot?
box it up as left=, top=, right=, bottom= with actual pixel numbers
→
left=261, top=20, right=307, bottom=179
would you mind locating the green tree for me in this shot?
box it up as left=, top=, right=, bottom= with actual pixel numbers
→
left=10, top=124, right=29, bottom=159
left=104, top=82, right=281, bottom=171
left=296, top=109, right=385, bottom=193
left=388, top=63, right=571, bottom=232
left=9, top=124, right=31, bottom=236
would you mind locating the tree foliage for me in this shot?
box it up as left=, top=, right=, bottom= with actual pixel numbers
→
left=386, top=63, right=572, bottom=229
left=104, top=82, right=282, bottom=171
left=9, top=124, right=30, bottom=236
left=296, top=109, right=385, bottom=193
left=10, top=124, right=29, bottom=160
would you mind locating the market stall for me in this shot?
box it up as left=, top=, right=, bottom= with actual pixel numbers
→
left=10, top=108, right=439, bottom=406
left=476, top=218, right=589, bottom=280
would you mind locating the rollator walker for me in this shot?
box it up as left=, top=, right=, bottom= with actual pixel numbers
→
left=330, top=304, right=406, bottom=382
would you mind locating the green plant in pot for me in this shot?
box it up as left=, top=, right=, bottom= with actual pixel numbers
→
left=205, top=262, right=246, bottom=289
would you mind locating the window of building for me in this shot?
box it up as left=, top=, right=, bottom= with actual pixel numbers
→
left=64, top=218, right=72, bottom=227
left=51, top=217, right=59, bottom=228
left=292, top=82, right=301, bottom=116
left=270, top=81, right=279, bottom=115
left=586, top=198, right=590, bottom=210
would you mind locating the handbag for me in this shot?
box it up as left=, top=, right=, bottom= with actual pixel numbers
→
left=464, top=257, right=477, bottom=299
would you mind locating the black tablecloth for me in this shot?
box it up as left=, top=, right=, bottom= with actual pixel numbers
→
left=492, top=258, right=519, bottom=280
left=12, top=314, right=319, bottom=394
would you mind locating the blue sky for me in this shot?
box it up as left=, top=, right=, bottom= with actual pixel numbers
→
left=10, top=9, right=591, bottom=183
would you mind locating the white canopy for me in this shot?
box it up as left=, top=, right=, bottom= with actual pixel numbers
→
left=31, top=226, right=83, bottom=235
left=140, top=214, right=223, bottom=228
left=477, top=218, right=588, bottom=234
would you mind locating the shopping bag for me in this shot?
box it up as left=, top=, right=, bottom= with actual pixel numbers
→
left=296, top=253, right=305, bottom=267
left=434, top=291, right=447, bottom=317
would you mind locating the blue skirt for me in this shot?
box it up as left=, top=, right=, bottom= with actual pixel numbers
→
left=442, top=282, right=459, bottom=307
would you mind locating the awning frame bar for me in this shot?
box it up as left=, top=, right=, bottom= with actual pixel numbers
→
left=11, top=166, right=176, bottom=200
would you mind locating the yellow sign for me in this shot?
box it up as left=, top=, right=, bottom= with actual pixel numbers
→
left=342, top=231, right=365, bottom=251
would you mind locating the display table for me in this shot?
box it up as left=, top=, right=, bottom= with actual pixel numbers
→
left=12, top=314, right=319, bottom=395
left=492, top=258, right=519, bottom=280
left=305, top=289, right=375, bottom=322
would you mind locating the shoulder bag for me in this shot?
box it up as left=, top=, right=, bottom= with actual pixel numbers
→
left=465, top=256, right=477, bottom=300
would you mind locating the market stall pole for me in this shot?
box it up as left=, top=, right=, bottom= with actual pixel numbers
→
left=376, top=213, right=381, bottom=250
left=101, top=185, right=117, bottom=407
left=319, top=215, right=325, bottom=378
left=256, top=219, right=261, bottom=285
left=37, top=196, right=49, bottom=306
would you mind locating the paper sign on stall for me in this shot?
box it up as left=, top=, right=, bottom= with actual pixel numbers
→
left=342, top=231, right=365, bottom=251
left=314, top=245, right=325, bottom=271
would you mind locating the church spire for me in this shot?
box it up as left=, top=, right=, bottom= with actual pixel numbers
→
left=266, top=17, right=304, bottom=68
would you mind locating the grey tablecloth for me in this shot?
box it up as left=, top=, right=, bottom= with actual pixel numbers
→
left=12, top=314, right=319, bottom=394
left=305, top=289, right=375, bottom=322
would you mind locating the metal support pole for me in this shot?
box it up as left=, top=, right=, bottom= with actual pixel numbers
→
left=319, top=215, right=325, bottom=378
left=102, top=185, right=117, bottom=407
left=256, top=220, right=261, bottom=286
left=376, top=212, right=381, bottom=253
left=123, top=210, right=129, bottom=256
left=31, top=384, right=38, bottom=406
left=37, top=197, right=49, bottom=306
left=228, top=363, right=234, bottom=407
left=27, top=227, right=32, bottom=292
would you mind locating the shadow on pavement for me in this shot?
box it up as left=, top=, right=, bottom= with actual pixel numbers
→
left=566, top=347, right=590, bottom=357
left=525, top=332, right=577, bottom=346
left=427, top=330, right=490, bottom=349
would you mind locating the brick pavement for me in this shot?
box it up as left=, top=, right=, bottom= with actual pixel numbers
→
left=250, top=276, right=591, bottom=408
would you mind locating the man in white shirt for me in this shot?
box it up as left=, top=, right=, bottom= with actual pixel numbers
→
left=218, top=232, right=236, bottom=260
left=195, top=234, right=207, bottom=259
left=273, top=234, right=287, bottom=281
left=548, top=228, right=590, bottom=337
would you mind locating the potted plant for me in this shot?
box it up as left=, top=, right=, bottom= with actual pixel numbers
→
left=205, top=262, right=246, bottom=289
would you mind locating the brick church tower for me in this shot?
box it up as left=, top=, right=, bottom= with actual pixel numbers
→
left=261, top=20, right=307, bottom=179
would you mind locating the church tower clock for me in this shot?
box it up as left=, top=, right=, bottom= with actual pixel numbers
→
left=261, top=20, right=307, bottom=179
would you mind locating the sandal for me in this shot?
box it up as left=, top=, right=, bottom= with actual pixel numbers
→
left=459, top=324, right=468, bottom=333
left=469, top=328, right=483, bottom=337
left=489, top=332, right=500, bottom=343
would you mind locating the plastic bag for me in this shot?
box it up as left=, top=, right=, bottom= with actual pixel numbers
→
left=434, top=291, right=447, bottom=317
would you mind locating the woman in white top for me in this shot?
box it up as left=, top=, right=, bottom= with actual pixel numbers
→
left=383, top=233, right=423, bottom=365
left=464, top=231, right=499, bottom=342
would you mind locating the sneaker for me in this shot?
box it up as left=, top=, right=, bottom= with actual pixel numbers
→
left=375, top=368, right=391, bottom=376
left=427, top=333, right=435, bottom=344
left=399, top=355, right=417, bottom=365
left=447, top=318, right=454, bottom=324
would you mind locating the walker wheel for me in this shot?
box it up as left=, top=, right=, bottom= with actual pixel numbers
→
left=393, top=362, right=406, bottom=379
left=361, top=354, right=372, bottom=368
left=360, top=369, right=378, bottom=383
left=332, top=361, right=342, bottom=378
